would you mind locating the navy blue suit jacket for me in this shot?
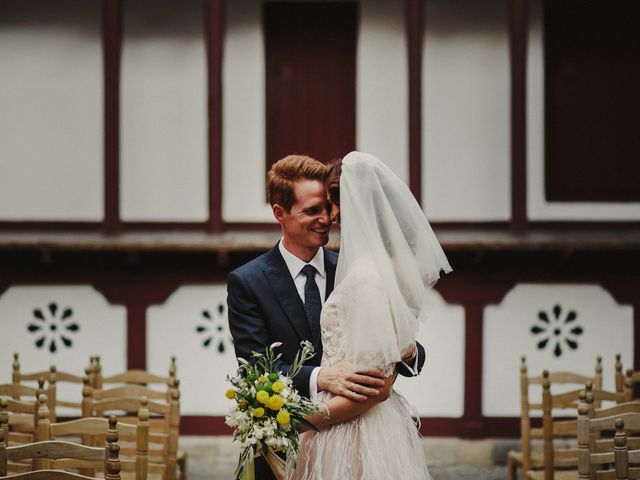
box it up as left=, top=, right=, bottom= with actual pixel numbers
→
left=227, top=244, right=336, bottom=398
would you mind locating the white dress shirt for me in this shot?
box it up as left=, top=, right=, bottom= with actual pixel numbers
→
left=278, top=240, right=326, bottom=399
left=278, top=240, right=327, bottom=304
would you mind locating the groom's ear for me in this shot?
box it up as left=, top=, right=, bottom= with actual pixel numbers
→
left=272, top=204, right=286, bottom=224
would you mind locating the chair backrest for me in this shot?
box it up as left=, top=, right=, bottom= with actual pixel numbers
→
left=35, top=395, right=148, bottom=480
left=577, top=398, right=640, bottom=479
left=612, top=419, right=640, bottom=480
left=82, top=382, right=179, bottom=480
left=540, top=371, right=630, bottom=480
left=12, top=354, right=86, bottom=419
left=0, top=383, right=43, bottom=404
left=89, top=357, right=177, bottom=394
left=0, top=419, right=121, bottom=479
left=518, top=356, right=603, bottom=473
left=539, top=370, right=587, bottom=480
left=0, top=389, right=42, bottom=446
left=1, top=471, right=109, bottom=479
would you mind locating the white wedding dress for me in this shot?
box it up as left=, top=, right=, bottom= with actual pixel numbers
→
left=291, top=151, right=449, bottom=480
left=291, top=262, right=433, bottom=480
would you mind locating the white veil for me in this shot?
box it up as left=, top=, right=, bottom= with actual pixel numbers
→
left=336, top=151, right=452, bottom=371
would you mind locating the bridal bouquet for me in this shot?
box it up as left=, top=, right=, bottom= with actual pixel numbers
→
left=225, top=341, right=320, bottom=480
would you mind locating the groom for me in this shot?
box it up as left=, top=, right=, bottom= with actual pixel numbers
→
left=227, top=154, right=425, bottom=478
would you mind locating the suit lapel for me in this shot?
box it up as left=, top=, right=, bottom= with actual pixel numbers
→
left=324, top=247, right=338, bottom=300
left=263, top=245, right=310, bottom=341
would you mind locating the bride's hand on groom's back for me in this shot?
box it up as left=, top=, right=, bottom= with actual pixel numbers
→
left=317, top=360, right=387, bottom=402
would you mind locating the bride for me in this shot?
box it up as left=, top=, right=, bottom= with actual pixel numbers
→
left=291, top=151, right=452, bottom=480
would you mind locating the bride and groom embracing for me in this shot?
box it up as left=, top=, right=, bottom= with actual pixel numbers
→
left=227, top=152, right=451, bottom=479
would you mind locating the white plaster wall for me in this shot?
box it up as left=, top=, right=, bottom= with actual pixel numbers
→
left=483, top=284, right=633, bottom=417
left=422, top=0, right=510, bottom=221
left=356, top=0, right=408, bottom=183
left=147, top=285, right=237, bottom=415
left=120, top=0, right=208, bottom=222
left=0, top=286, right=127, bottom=415
left=0, top=1, right=103, bottom=221
left=223, top=0, right=411, bottom=222
left=395, top=290, right=465, bottom=417
left=526, top=0, right=640, bottom=221
left=222, top=0, right=272, bottom=223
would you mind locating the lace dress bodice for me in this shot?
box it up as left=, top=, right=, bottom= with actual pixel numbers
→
left=293, top=262, right=432, bottom=480
left=319, top=263, right=396, bottom=376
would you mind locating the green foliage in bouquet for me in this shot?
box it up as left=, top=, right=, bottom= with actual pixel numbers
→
left=225, top=340, right=320, bottom=479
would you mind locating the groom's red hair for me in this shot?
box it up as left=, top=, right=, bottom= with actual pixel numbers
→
left=267, top=155, right=326, bottom=212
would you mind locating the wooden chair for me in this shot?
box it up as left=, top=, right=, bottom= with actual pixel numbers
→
left=528, top=375, right=630, bottom=480
left=0, top=393, right=46, bottom=475
left=508, top=356, right=603, bottom=480
left=12, top=353, right=85, bottom=419
left=82, top=382, right=179, bottom=480
left=87, top=359, right=185, bottom=479
left=525, top=371, right=586, bottom=480
left=32, top=394, right=148, bottom=479
left=0, top=383, right=45, bottom=446
left=0, top=418, right=121, bottom=479
left=577, top=397, right=640, bottom=479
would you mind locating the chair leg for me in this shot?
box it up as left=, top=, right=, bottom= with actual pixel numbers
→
left=507, top=456, right=517, bottom=480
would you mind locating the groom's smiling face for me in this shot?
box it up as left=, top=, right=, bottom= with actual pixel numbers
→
left=274, top=179, right=331, bottom=261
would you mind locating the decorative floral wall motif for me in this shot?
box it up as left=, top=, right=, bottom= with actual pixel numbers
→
left=530, top=304, right=583, bottom=358
left=27, top=302, right=80, bottom=353
left=147, top=284, right=238, bottom=415
left=195, top=302, right=233, bottom=354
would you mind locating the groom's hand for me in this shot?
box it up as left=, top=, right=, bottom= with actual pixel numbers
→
left=317, top=360, right=386, bottom=402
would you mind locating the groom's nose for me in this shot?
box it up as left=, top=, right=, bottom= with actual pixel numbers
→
left=318, top=207, right=330, bottom=225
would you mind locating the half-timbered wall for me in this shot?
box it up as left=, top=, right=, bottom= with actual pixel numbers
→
left=0, top=0, right=638, bottom=437
left=120, top=0, right=208, bottom=222
left=0, top=1, right=103, bottom=221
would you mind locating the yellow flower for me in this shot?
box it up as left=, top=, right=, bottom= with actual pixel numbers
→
left=225, top=389, right=236, bottom=399
left=276, top=410, right=290, bottom=425
left=258, top=375, right=268, bottom=384
left=271, top=381, right=285, bottom=393
left=253, top=407, right=265, bottom=418
left=256, top=390, right=270, bottom=404
left=266, top=394, right=284, bottom=411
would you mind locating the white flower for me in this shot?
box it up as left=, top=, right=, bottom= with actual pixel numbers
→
left=241, top=437, right=258, bottom=449
left=225, top=409, right=249, bottom=429
left=270, top=341, right=283, bottom=350
left=266, top=437, right=284, bottom=449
